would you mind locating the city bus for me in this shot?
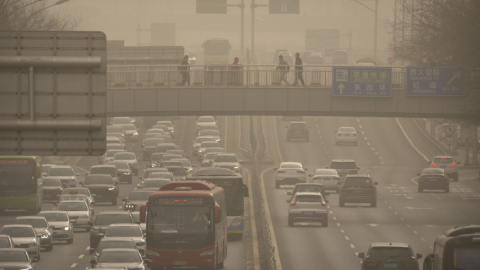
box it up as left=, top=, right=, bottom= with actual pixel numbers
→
left=423, top=225, right=480, bottom=270
left=0, top=156, right=42, bottom=214
left=140, top=180, right=227, bottom=270
left=187, top=168, right=248, bottom=238
left=202, top=38, right=231, bottom=65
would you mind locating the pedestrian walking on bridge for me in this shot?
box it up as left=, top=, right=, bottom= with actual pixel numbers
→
left=293, top=52, right=305, bottom=86
left=276, top=55, right=290, bottom=86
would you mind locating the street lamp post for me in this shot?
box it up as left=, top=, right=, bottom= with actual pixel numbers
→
left=352, top=0, right=379, bottom=59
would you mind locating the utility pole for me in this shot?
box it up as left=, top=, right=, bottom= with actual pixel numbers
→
left=250, top=0, right=268, bottom=64
left=352, top=0, right=378, bottom=59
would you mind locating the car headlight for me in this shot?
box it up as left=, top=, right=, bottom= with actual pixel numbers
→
left=199, top=150, right=203, bottom=154
left=125, top=204, right=134, bottom=209
left=234, top=166, right=239, bottom=169
left=200, top=249, right=215, bottom=256
left=147, top=249, right=160, bottom=257
left=108, top=187, right=115, bottom=190
left=63, top=226, right=70, bottom=231
left=170, top=130, right=174, bottom=133
left=133, top=132, right=138, bottom=136
left=215, top=138, right=220, bottom=142
left=40, top=234, right=49, bottom=239
left=124, top=172, right=131, bottom=175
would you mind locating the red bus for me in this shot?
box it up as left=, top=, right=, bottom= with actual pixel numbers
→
left=140, top=180, right=227, bottom=270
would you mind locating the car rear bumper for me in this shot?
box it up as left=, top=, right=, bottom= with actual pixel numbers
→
left=289, top=213, right=328, bottom=223
left=336, top=137, right=357, bottom=143
left=340, top=195, right=376, bottom=202
left=52, top=230, right=71, bottom=239
left=419, top=180, right=449, bottom=189
left=276, top=178, right=306, bottom=185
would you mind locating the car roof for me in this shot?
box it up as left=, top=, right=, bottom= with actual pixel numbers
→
left=91, top=164, right=116, bottom=168
left=39, top=210, right=68, bottom=214
left=100, top=248, right=139, bottom=253
left=99, top=237, right=136, bottom=242
left=0, top=234, right=11, bottom=239
left=64, top=187, right=89, bottom=191
left=97, top=211, right=132, bottom=215
left=295, top=183, right=323, bottom=187
left=433, top=155, right=454, bottom=159
left=114, top=151, right=135, bottom=155
left=371, top=242, right=410, bottom=248
left=295, top=192, right=323, bottom=197
left=345, top=174, right=370, bottom=178
left=330, top=159, right=356, bottom=162
left=216, top=153, right=236, bottom=156
left=107, top=223, right=141, bottom=228
left=3, top=224, right=34, bottom=228
left=280, top=162, right=302, bottom=166
left=290, top=121, right=307, bottom=124
left=50, top=165, right=72, bottom=168
left=15, top=216, right=46, bottom=220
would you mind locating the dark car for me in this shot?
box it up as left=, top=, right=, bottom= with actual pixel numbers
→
left=358, top=242, right=422, bottom=270
left=338, top=175, right=378, bottom=207
left=89, top=211, right=135, bottom=249
left=0, top=248, right=36, bottom=268
left=140, top=168, right=169, bottom=183
left=0, top=234, right=15, bottom=248
left=417, top=168, right=449, bottom=193
left=89, top=237, right=139, bottom=259
left=42, top=178, right=64, bottom=202
left=107, top=161, right=133, bottom=184
left=286, top=121, right=310, bottom=141
left=286, top=183, right=327, bottom=202
left=142, top=138, right=165, bottom=161
left=81, top=174, right=119, bottom=206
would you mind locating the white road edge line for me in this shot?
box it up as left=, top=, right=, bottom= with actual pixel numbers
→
left=85, top=246, right=89, bottom=251
left=78, top=254, right=84, bottom=259
left=350, top=244, right=355, bottom=249
left=395, top=117, right=429, bottom=162
left=70, top=263, right=77, bottom=268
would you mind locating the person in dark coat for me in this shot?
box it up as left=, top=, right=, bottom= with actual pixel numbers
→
left=179, top=55, right=190, bottom=86
left=293, top=52, right=305, bottom=86
left=275, top=55, right=290, bottom=86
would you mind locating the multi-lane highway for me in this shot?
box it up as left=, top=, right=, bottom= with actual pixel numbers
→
left=263, top=116, right=480, bottom=270
left=0, top=116, right=246, bottom=270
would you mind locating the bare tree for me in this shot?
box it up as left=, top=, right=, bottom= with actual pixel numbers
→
left=0, top=0, right=79, bottom=31
left=390, top=0, right=480, bottom=124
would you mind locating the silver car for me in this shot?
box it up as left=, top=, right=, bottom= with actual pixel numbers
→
left=199, top=129, right=221, bottom=142
left=137, top=178, right=171, bottom=191
left=202, top=152, right=217, bottom=167
left=120, top=124, right=139, bottom=142
left=197, top=141, right=221, bottom=160
left=101, top=149, right=124, bottom=164
left=274, top=162, right=308, bottom=189
left=287, top=192, right=329, bottom=227
left=56, top=200, right=93, bottom=232
left=90, top=248, right=150, bottom=270
left=156, top=120, right=175, bottom=138
left=211, top=153, right=243, bottom=174
left=335, top=127, right=358, bottom=146
left=196, top=116, right=216, bottom=134
left=104, top=224, right=145, bottom=255
left=0, top=248, right=36, bottom=267
left=430, top=155, right=460, bottom=181
left=192, top=136, right=216, bottom=156
left=309, top=169, right=342, bottom=193
left=113, top=152, right=139, bottom=176
left=328, top=159, right=359, bottom=179
left=14, top=216, right=53, bottom=252
left=0, top=225, right=40, bottom=261
left=38, top=211, right=74, bottom=244
left=89, top=237, right=140, bottom=258
left=44, top=165, right=79, bottom=187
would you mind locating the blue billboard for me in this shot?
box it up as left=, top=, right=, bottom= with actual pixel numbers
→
left=332, top=67, right=392, bottom=97
left=406, top=67, right=466, bottom=96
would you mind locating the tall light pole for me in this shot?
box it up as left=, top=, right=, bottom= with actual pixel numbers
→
left=352, top=0, right=378, bottom=59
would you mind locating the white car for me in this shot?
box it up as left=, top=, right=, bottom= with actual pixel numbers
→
left=192, top=136, right=216, bottom=156
left=198, top=141, right=221, bottom=160
left=44, top=165, right=79, bottom=187
left=113, top=152, right=139, bottom=175
left=38, top=211, right=74, bottom=244
left=156, top=121, right=175, bottom=138
left=56, top=201, right=93, bottom=232
left=274, top=162, right=308, bottom=189
left=335, top=127, right=358, bottom=146
left=119, top=124, right=139, bottom=142
left=309, top=169, right=342, bottom=193
left=430, top=155, right=459, bottom=181
left=287, top=192, right=328, bottom=227
left=211, top=153, right=243, bottom=174
left=103, top=224, right=145, bottom=254
left=196, top=116, right=217, bottom=135
left=0, top=225, right=41, bottom=261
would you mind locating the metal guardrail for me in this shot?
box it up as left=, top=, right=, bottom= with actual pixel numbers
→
left=107, top=65, right=407, bottom=88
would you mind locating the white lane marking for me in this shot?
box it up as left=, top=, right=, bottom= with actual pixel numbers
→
left=70, top=263, right=77, bottom=268
left=406, top=224, right=411, bottom=227
left=364, top=136, right=368, bottom=140
left=429, top=246, right=434, bottom=250
left=366, top=170, right=370, bottom=173
left=327, top=205, right=331, bottom=209
left=315, top=117, right=318, bottom=121
left=359, top=125, right=363, bottom=129
left=350, top=244, right=355, bottom=249
left=318, top=130, right=321, bottom=133
left=381, top=162, right=384, bottom=165
left=118, top=206, right=122, bottom=210
left=361, top=131, right=365, bottom=135
left=421, top=238, right=427, bottom=241
left=379, top=157, right=383, bottom=160
left=388, top=206, right=393, bottom=209
left=340, top=230, right=345, bottom=233
left=375, top=152, right=378, bottom=155
left=395, top=117, right=429, bottom=162
left=394, top=212, right=399, bottom=215
left=329, top=211, right=333, bottom=214
left=357, top=119, right=360, bottom=122
left=336, top=223, right=341, bottom=227
left=413, top=231, right=418, bottom=234
left=411, top=177, right=418, bottom=186
left=383, top=200, right=387, bottom=203
left=400, top=217, right=405, bottom=221
left=85, top=246, right=90, bottom=251
left=333, top=217, right=337, bottom=220
left=371, top=147, right=375, bottom=151
left=316, top=124, right=319, bottom=128
left=74, top=165, right=89, bottom=174
left=345, top=236, right=350, bottom=240
left=78, top=254, right=84, bottom=259
left=378, top=195, right=382, bottom=199
left=373, top=166, right=378, bottom=169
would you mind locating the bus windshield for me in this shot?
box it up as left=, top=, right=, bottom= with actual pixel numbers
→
left=149, top=206, right=213, bottom=234
left=204, top=42, right=229, bottom=55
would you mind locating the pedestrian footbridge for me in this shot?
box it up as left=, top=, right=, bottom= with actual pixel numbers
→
left=106, top=65, right=474, bottom=118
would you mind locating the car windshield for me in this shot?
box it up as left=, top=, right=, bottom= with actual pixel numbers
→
left=107, top=125, right=124, bottom=132
left=157, top=121, right=173, bottom=127
left=422, top=168, right=444, bottom=175
left=149, top=173, right=173, bottom=180
left=280, top=163, right=302, bottom=169
left=145, top=139, right=165, bottom=146
left=57, top=201, right=88, bottom=211
left=370, top=247, right=412, bottom=259
left=115, top=153, right=135, bottom=160
left=196, top=137, right=215, bottom=143
left=168, top=167, right=187, bottom=176
left=151, top=154, right=163, bottom=161
left=296, top=195, right=322, bottom=203
left=129, top=192, right=153, bottom=201
left=314, top=169, right=337, bottom=176
left=198, top=117, right=215, bottom=123
left=433, top=157, right=454, bottom=163
left=162, top=155, right=182, bottom=161
left=200, top=130, right=220, bottom=136
left=204, top=153, right=217, bottom=160
left=84, top=176, right=113, bottom=185
left=106, top=150, right=122, bottom=157
left=179, top=159, right=191, bottom=167
left=201, top=142, right=219, bottom=148
left=48, top=167, right=74, bottom=176
left=63, top=189, right=90, bottom=196
left=90, top=167, right=116, bottom=177
left=112, top=117, right=131, bottom=125
left=214, top=155, right=238, bottom=163
left=15, top=219, right=47, bottom=228
left=41, top=165, right=52, bottom=173
left=147, top=129, right=163, bottom=134
left=0, top=238, right=10, bottom=248
left=0, top=227, right=35, bottom=237
left=144, top=179, right=171, bottom=188
left=295, top=186, right=323, bottom=194
left=291, top=123, right=306, bottom=128
left=98, top=251, right=142, bottom=263
left=192, top=169, right=236, bottom=176
left=122, top=124, right=136, bottom=131
left=43, top=178, right=61, bottom=186
left=330, top=162, right=357, bottom=169
left=206, top=148, right=224, bottom=154
left=0, top=250, right=28, bottom=262
left=95, top=214, right=132, bottom=226
left=105, top=226, right=142, bottom=237
left=39, top=212, right=69, bottom=222
left=339, top=127, right=356, bottom=132
left=97, top=241, right=136, bottom=253
left=344, top=177, right=372, bottom=186
left=149, top=205, right=213, bottom=233
left=157, top=145, right=176, bottom=152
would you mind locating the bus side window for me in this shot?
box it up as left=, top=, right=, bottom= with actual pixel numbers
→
left=243, top=184, right=249, bottom=198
